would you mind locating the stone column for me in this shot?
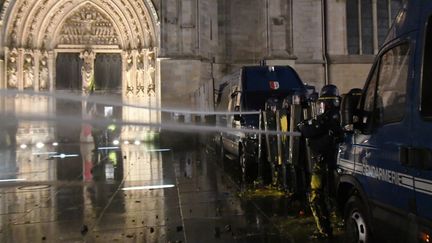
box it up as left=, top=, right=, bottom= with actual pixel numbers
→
left=0, top=59, right=4, bottom=112
left=33, top=50, right=40, bottom=92
left=0, top=59, right=4, bottom=90
left=132, top=49, right=139, bottom=94
left=121, top=50, right=129, bottom=140
left=2, top=48, right=7, bottom=90
left=195, top=0, right=200, bottom=55
left=47, top=51, right=56, bottom=125
left=155, top=52, right=161, bottom=124
left=48, top=51, right=56, bottom=92
left=17, top=48, right=25, bottom=91
left=358, top=0, right=363, bottom=55
left=121, top=51, right=128, bottom=98
left=372, top=0, right=379, bottom=54
left=141, top=49, right=150, bottom=122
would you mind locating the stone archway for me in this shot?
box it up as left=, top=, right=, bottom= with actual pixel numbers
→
left=1, top=0, right=161, bottom=140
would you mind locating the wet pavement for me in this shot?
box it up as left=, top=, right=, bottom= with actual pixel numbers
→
left=0, top=125, right=344, bottom=242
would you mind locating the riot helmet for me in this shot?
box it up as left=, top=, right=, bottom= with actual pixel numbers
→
left=320, top=84, right=339, bottom=97
left=317, top=85, right=340, bottom=115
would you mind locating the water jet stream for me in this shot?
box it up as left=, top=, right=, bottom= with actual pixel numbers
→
left=2, top=112, right=301, bottom=137
left=0, top=89, right=260, bottom=115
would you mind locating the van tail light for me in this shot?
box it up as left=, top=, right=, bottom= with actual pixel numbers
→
left=421, top=232, right=430, bottom=243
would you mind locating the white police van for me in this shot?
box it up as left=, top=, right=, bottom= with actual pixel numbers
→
left=337, top=1, right=432, bottom=242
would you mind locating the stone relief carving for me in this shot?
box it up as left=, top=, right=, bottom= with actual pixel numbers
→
left=0, top=0, right=12, bottom=22
left=101, top=0, right=131, bottom=46
left=26, top=33, right=34, bottom=49
left=59, top=4, right=119, bottom=45
left=143, top=21, right=152, bottom=47
left=125, top=52, right=134, bottom=96
left=80, top=50, right=96, bottom=93
left=7, top=48, right=18, bottom=89
left=23, top=51, right=34, bottom=89
left=146, top=50, right=156, bottom=97
left=39, top=51, right=49, bottom=90
left=136, top=53, right=145, bottom=97
left=6, top=0, right=156, bottom=49
left=9, top=31, right=17, bottom=47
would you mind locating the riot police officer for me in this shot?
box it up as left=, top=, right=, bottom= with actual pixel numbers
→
left=297, top=84, right=343, bottom=239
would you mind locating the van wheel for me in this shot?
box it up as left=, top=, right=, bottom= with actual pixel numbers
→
left=344, top=195, right=371, bottom=243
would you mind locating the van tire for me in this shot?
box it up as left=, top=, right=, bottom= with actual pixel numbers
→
left=344, top=195, right=372, bottom=243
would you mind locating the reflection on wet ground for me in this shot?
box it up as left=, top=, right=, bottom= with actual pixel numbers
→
left=0, top=127, right=343, bottom=242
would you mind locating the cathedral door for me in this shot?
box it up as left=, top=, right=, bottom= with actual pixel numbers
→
left=94, top=53, right=122, bottom=92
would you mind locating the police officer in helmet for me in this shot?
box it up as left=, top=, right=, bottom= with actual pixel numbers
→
left=298, top=84, right=343, bottom=239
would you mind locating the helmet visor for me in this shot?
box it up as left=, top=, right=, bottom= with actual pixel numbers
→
left=318, top=101, right=326, bottom=115
left=317, top=98, right=340, bottom=115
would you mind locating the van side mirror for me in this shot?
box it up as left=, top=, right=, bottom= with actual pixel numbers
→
left=341, top=88, right=362, bottom=132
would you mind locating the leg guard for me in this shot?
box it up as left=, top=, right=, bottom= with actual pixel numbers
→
left=309, top=172, right=332, bottom=236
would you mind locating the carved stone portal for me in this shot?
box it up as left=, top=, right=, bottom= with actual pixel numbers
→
left=59, top=3, right=119, bottom=46
left=7, top=48, right=18, bottom=89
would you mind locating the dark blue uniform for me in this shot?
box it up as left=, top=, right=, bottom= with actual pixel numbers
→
left=298, top=95, right=342, bottom=238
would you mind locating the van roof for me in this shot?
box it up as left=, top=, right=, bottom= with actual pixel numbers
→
left=241, top=66, right=305, bottom=92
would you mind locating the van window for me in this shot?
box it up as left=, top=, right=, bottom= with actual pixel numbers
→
left=375, top=43, right=410, bottom=124
left=364, top=67, right=378, bottom=113
left=421, top=16, right=432, bottom=118
left=361, top=63, right=378, bottom=128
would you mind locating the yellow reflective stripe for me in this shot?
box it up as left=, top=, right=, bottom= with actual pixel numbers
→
left=318, top=97, right=339, bottom=101
left=280, top=115, right=288, bottom=144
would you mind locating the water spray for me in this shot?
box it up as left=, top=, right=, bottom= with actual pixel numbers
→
left=0, top=89, right=301, bottom=137
left=0, top=89, right=260, bottom=115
